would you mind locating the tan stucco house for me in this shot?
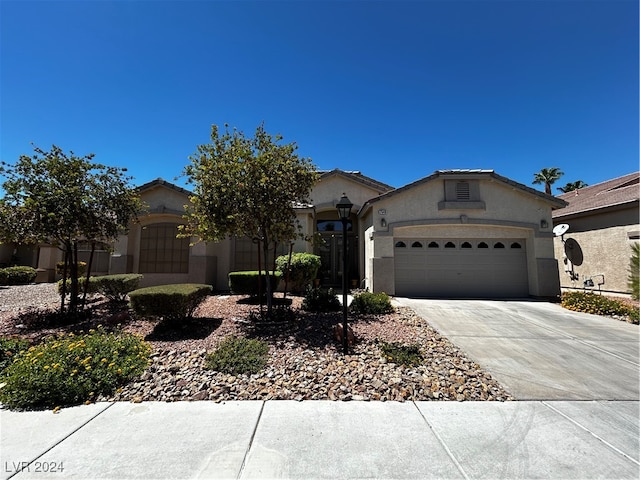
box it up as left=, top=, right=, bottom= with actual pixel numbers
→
left=552, top=172, right=639, bottom=296
left=10, top=169, right=568, bottom=298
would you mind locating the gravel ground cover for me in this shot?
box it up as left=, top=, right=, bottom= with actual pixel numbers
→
left=0, top=284, right=515, bottom=403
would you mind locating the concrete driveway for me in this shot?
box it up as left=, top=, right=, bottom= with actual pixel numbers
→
left=395, top=298, right=640, bottom=400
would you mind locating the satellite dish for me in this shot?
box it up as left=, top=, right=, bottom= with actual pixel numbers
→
left=564, top=238, right=583, bottom=266
left=553, top=224, right=569, bottom=237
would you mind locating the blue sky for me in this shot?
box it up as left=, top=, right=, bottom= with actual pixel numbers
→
left=1, top=0, right=637, bottom=194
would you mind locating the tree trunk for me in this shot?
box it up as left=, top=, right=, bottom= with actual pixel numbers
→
left=262, top=236, right=273, bottom=317
left=82, top=242, right=96, bottom=308
left=59, top=247, right=69, bottom=314
left=68, top=241, right=79, bottom=314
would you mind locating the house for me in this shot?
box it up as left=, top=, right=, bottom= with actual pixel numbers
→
left=552, top=172, right=639, bottom=296
left=20, top=169, right=568, bottom=298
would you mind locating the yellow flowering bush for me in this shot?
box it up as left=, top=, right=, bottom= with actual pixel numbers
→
left=0, top=326, right=151, bottom=410
left=561, top=292, right=639, bottom=324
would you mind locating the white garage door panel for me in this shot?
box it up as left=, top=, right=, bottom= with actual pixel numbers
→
left=394, top=239, right=528, bottom=298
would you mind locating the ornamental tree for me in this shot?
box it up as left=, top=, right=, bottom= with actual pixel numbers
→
left=0, top=145, right=141, bottom=314
left=182, top=123, right=318, bottom=316
left=533, top=167, right=564, bottom=195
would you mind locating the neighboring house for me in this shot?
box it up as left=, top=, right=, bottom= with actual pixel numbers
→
left=16, top=169, right=568, bottom=298
left=552, top=172, right=640, bottom=296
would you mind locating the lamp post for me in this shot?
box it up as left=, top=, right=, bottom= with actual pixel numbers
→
left=336, top=193, right=353, bottom=355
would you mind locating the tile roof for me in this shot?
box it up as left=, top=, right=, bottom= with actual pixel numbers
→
left=319, top=169, right=395, bottom=193
left=552, top=172, right=639, bottom=219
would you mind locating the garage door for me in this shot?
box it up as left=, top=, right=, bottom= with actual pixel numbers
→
left=394, top=239, right=528, bottom=298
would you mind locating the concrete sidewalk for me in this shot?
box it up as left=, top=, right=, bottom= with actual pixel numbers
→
left=2, top=400, right=639, bottom=479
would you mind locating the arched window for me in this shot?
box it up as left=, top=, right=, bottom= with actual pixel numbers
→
left=395, top=241, right=407, bottom=248
left=494, top=242, right=505, bottom=249
left=411, top=241, right=423, bottom=248
left=428, top=241, right=439, bottom=248
left=511, top=242, right=522, bottom=249
left=478, top=242, right=488, bottom=248
left=445, top=241, right=456, bottom=249
left=461, top=241, right=472, bottom=249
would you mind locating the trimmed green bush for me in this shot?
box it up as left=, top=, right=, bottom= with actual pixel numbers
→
left=0, top=337, right=30, bottom=373
left=350, top=291, right=394, bottom=314
left=205, top=336, right=269, bottom=375
left=129, top=283, right=212, bottom=322
left=379, top=341, right=423, bottom=366
left=57, top=277, right=100, bottom=296
left=276, top=253, right=321, bottom=294
left=55, top=261, right=87, bottom=278
left=0, top=266, right=37, bottom=285
left=561, top=291, right=639, bottom=323
left=93, top=274, right=143, bottom=302
left=0, top=327, right=150, bottom=410
left=301, top=286, right=341, bottom=312
left=228, top=271, right=282, bottom=296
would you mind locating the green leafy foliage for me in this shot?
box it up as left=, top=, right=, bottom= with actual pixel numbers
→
left=0, top=145, right=141, bottom=313
left=182, top=123, right=318, bottom=315
left=629, top=243, right=639, bottom=301
left=350, top=292, right=394, bottom=314
left=276, top=253, right=321, bottom=294
left=0, top=337, right=29, bottom=373
left=228, top=271, right=282, bottom=296
left=93, top=274, right=143, bottom=302
left=378, top=341, right=423, bottom=366
left=205, top=336, right=269, bottom=375
left=129, top=284, right=212, bottom=322
left=532, top=167, right=564, bottom=195
left=301, top=286, right=341, bottom=312
left=0, top=266, right=37, bottom=285
left=0, top=327, right=151, bottom=410
left=561, top=291, right=639, bottom=324
left=56, top=261, right=87, bottom=278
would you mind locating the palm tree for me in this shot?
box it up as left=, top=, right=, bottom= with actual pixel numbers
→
left=557, top=180, right=588, bottom=193
left=533, top=167, right=564, bottom=195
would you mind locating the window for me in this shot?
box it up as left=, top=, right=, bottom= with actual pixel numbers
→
left=456, top=182, right=470, bottom=200
left=494, top=242, right=505, bottom=249
left=511, top=242, right=522, bottom=249
left=411, top=241, right=423, bottom=248
left=395, top=241, right=407, bottom=248
left=139, top=223, right=189, bottom=273
left=317, top=220, right=352, bottom=232
left=461, top=241, right=472, bottom=249
left=428, top=241, right=439, bottom=248
left=478, top=242, right=489, bottom=248
left=445, top=241, right=456, bottom=248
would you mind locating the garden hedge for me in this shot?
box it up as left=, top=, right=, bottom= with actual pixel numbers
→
left=129, top=283, right=212, bottom=322
left=228, top=271, right=282, bottom=296
left=0, top=266, right=37, bottom=285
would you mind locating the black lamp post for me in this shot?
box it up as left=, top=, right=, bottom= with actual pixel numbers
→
left=336, top=193, right=353, bottom=355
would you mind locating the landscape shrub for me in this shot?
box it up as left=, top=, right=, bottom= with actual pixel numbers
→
left=378, top=341, right=423, bottom=366
left=93, top=274, right=143, bottom=302
left=350, top=291, right=394, bottom=314
left=276, top=253, right=321, bottom=294
left=0, top=266, right=37, bottom=285
left=301, top=286, right=341, bottom=312
left=129, top=283, right=212, bottom=322
left=57, top=277, right=100, bottom=296
left=55, top=261, right=87, bottom=278
left=205, top=336, right=269, bottom=375
left=0, top=326, right=150, bottom=410
left=0, top=337, right=30, bottom=373
left=561, top=291, right=639, bottom=323
left=228, top=271, right=282, bottom=296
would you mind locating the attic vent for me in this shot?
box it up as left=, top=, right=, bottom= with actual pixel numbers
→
left=456, top=182, right=470, bottom=200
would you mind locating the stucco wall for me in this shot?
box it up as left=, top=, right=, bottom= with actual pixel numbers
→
left=554, top=223, right=638, bottom=295
left=366, top=176, right=560, bottom=297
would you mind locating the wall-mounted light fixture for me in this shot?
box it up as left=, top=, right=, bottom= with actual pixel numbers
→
left=380, top=218, right=387, bottom=228
left=540, top=219, right=549, bottom=229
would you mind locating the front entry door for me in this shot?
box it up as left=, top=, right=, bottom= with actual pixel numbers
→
left=317, top=232, right=358, bottom=288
